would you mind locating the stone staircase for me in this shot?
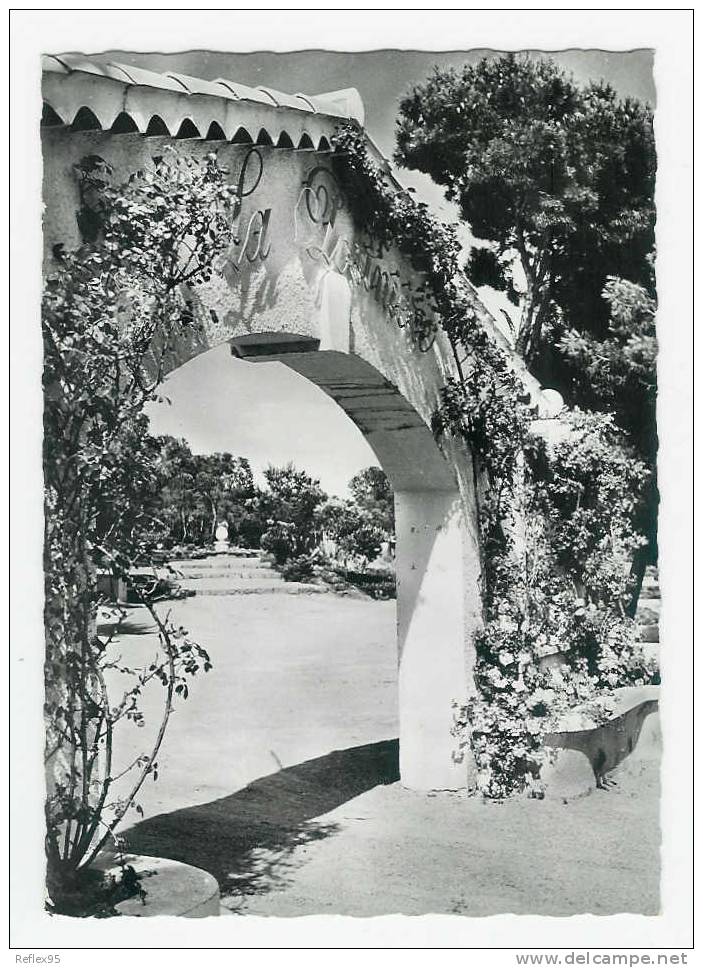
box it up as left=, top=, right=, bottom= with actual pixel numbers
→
left=168, top=551, right=326, bottom=597
left=636, top=566, right=661, bottom=661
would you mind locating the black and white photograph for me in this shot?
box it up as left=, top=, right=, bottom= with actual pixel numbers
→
left=8, top=7, right=693, bottom=957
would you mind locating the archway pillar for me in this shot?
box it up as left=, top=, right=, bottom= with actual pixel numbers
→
left=395, top=490, right=475, bottom=791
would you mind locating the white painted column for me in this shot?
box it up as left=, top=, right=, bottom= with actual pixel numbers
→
left=395, top=490, right=472, bottom=791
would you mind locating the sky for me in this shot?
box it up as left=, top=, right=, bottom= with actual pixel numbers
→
left=115, top=49, right=656, bottom=497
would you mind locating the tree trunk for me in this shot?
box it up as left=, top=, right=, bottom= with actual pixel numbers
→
left=625, top=544, right=650, bottom=618
left=515, top=289, right=541, bottom=365
left=210, top=498, right=217, bottom=540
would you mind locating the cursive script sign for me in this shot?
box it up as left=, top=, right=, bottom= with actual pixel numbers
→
left=222, top=148, right=273, bottom=272
left=295, top=166, right=438, bottom=352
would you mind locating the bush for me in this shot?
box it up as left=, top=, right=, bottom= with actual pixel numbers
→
left=260, top=523, right=296, bottom=564
left=233, top=512, right=265, bottom=549
left=281, top=554, right=316, bottom=582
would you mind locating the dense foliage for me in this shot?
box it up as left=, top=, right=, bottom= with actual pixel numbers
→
left=121, top=436, right=396, bottom=577
left=558, top=276, right=659, bottom=595
left=256, top=463, right=394, bottom=573
left=348, top=466, right=395, bottom=534
left=333, top=117, right=656, bottom=797
left=43, top=148, right=235, bottom=904
left=256, top=464, right=328, bottom=564
left=394, top=54, right=659, bottom=588
left=316, top=466, right=395, bottom=566
left=318, top=502, right=384, bottom=565
left=134, top=435, right=260, bottom=550
left=395, top=53, right=656, bottom=373
left=454, top=410, right=656, bottom=797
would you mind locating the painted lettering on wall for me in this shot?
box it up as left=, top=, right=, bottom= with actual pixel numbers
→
left=214, top=150, right=437, bottom=352
left=222, top=148, right=273, bottom=272
left=294, top=165, right=438, bottom=352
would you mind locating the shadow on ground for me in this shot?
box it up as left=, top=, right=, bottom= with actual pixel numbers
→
left=123, top=738, right=399, bottom=901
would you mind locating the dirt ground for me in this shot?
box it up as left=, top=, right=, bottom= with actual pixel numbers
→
left=110, top=593, right=660, bottom=917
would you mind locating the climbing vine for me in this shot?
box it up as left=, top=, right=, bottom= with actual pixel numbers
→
left=43, top=147, right=235, bottom=910
left=331, top=123, right=657, bottom=797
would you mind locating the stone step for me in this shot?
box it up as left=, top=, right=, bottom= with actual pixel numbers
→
left=179, top=574, right=281, bottom=591
left=639, top=624, right=659, bottom=644
left=167, top=547, right=259, bottom=559
left=636, top=603, right=661, bottom=624
left=169, top=557, right=270, bottom=571
left=183, top=581, right=327, bottom=596
left=174, top=567, right=280, bottom=580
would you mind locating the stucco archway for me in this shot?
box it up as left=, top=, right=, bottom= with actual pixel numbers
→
left=41, top=57, right=485, bottom=791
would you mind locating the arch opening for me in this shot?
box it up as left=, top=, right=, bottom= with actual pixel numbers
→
left=206, top=121, right=227, bottom=141
left=255, top=128, right=273, bottom=147
left=156, top=337, right=472, bottom=793
left=41, top=103, right=64, bottom=127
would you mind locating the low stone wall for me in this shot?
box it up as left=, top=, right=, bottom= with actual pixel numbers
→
left=540, top=685, right=660, bottom=798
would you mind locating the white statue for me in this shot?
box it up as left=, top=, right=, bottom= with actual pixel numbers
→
left=214, top=521, right=229, bottom=553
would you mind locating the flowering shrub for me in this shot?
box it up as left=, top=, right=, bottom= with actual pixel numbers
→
left=332, top=125, right=657, bottom=797
left=459, top=410, right=657, bottom=796
left=43, top=148, right=235, bottom=906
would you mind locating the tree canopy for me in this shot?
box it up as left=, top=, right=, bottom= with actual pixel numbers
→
left=257, top=463, right=327, bottom=562
left=151, top=437, right=256, bottom=548
left=317, top=466, right=394, bottom=565
left=348, top=465, right=395, bottom=533
left=395, top=53, right=656, bottom=376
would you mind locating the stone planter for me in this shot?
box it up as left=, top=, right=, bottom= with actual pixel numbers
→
left=540, top=685, right=660, bottom=798
left=99, top=854, right=220, bottom=918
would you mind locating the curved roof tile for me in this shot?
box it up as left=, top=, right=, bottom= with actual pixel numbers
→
left=50, top=54, right=133, bottom=84
left=212, top=78, right=279, bottom=105
left=42, top=55, right=364, bottom=126
left=307, top=88, right=364, bottom=125
left=294, top=93, right=317, bottom=113
left=108, top=61, right=185, bottom=93
left=41, top=54, right=70, bottom=74
left=212, top=79, right=241, bottom=100
left=256, top=86, right=309, bottom=112
left=164, top=71, right=234, bottom=99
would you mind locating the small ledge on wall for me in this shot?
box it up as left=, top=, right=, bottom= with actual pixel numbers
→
left=230, top=332, right=321, bottom=359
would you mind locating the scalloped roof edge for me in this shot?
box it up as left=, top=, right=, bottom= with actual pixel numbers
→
left=42, top=54, right=365, bottom=125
